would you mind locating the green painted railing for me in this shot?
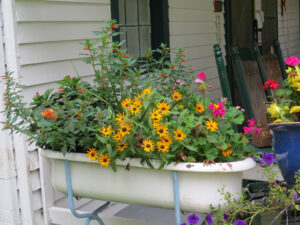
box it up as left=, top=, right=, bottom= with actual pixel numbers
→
left=213, top=44, right=232, bottom=103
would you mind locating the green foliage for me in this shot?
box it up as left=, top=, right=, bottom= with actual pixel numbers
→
left=204, top=165, right=300, bottom=225
left=2, top=21, right=256, bottom=170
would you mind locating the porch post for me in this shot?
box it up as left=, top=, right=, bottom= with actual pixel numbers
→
left=2, top=0, right=34, bottom=224
left=0, top=2, right=21, bottom=224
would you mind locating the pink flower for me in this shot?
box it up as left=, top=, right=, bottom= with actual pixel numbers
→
left=194, top=78, right=204, bottom=84
left=221, top=97, right=228, bottom=103
left=176, top=79, right=185, bottom=86
left=197, top=72, right=207, bottom=79
left=285, top=56, right=300, bottom=66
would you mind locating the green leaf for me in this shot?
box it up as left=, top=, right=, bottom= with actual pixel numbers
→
left=107, top=143, right=112, bottom=158
left=204, top=147, right=218, bottom=161
left=296, top=205, right=300, bottom=211
left=61, top=145, right=68, bottom=155
left=183, top=143, right=198, bottom=152
left=110, top=161, right=117, bottom=172
left=145, top=159, right=154, bottom=169
left=207, top=135, right=217, bottom=143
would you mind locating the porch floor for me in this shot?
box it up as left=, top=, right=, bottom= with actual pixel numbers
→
left=116, top=204, right=206, bottom=224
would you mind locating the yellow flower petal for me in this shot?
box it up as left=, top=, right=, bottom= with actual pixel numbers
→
left=290, top=106, right=300, bottom=114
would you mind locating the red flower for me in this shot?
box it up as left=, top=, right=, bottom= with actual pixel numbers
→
left=263, top=79, right=279, bottom=90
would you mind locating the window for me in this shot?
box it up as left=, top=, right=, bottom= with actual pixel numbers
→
left=111, top=0, right=169, bottom=57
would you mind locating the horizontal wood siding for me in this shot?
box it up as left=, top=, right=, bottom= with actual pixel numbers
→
left=169, top=0, right=224, bottom=101
left=278, top=0, right=300, bottom=58
left=16, top=0, right=110, bottom=102
left=15, top=0, right=111, bottom=224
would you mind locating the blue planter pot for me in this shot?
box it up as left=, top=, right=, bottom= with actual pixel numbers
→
left=268, top=123, right=300, bottom=186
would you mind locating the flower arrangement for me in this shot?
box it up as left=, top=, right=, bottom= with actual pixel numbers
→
left=182, top=155, right=300, bottom=225
left=265, top=56, right=300, bottom=123
left=2, top=21, right=257, bottom=170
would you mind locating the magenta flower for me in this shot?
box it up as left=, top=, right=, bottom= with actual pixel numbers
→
left=235, top=219, right=246, bottom=225
left=197, top=72, right=207, bottom=79
left=254, top=127, right=262, bottom=136
left=243, top=126, right=252, bottom=134
left=247, top=118, right=256, bottom=128
left=285, top=56, right=300, bottom=66
left=181, top=223, right=187, bottom=225
left=206, top=213, right=214, bottom=225
left=209, top=102, right=226, bottom=118
left=188, top=214, right=199, bottom=224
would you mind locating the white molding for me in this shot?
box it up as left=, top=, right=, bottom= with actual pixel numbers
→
left=38, top=148, right=54, bottom=225
left=2, top=1, right=34, bottom=224
left=0, top=2, right=21, bottom=225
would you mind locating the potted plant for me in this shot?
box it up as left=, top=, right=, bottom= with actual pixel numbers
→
left=182, top=155, right=300, bottom=225
left=2, top=21, right=256, bottom=213
left=263, top=56, right=300, bottom=186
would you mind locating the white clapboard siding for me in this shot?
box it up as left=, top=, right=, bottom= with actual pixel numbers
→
left=169, top=0, right=224, bottom=101
left=14, top=1, right=112, bottom=224
left=278, top=0, right=300, bottom=58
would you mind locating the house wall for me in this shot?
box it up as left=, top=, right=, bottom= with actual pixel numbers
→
left=278, top=0, right=300, bottom=58
left=168, top=0, right=224, bottom=101
left=10, top=0, right=224, bottom=224
left=13, top=0, right=112, bottom=224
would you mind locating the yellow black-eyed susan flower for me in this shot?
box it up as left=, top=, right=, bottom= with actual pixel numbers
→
left=117, top=142, right=128, bottom=152
left=157, top=101, right=171, bottom=115
left=173, top=129, right=186, bottom=142
left=157, top=141, right=169, bottom=153
left=161, top=135, right=173, bottom=145
left=119, top=123, right=131, bottom=136
left=86, top=147, right=98, bottom=161
left=155, top=124, right=169, bottom=137
left=113, top=131, right=124, bottom=142
left=130, top=103, right=141, bottom=115
left=121, top=98, right=132, bottom=110
left=150, top=109, right=162, bottom=123
left=100, top=125, right=113, bottom=137
left=115, top=112, right=128, bottom=125
left=195, top=103, right=205, bottom=113
left=141, top=139, right=155, bottom=152
left=172, top=91, right=182, bottom=102
left=98, top=153, right=110, bottom=167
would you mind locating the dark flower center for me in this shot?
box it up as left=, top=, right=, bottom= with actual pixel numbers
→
left=146, top=144, right=150, bottom=148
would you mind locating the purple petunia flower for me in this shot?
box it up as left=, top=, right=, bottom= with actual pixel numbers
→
left=275, top=180, right=281, bottom=185
left=180, top=223, right=187, bottom=225
left=188, top=214, right=199, bottom=224
left=206, top=213, right=214, bottom=225
left=293, top=191, right=298, bottom=201
left=235, top=219, right=246, bottom=225
left=260, top=153, right=274, bottom=167
left=223, top=213, right=229, bottom=221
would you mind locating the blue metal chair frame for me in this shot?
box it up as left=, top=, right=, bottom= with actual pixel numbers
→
left=64, top=160, right=182, bottom=225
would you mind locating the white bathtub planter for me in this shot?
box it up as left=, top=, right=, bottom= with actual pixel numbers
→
left=41, top=149, right=256, bottom=213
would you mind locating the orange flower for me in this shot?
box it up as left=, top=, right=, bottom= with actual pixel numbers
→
left=42, top=109, right=58, bottom=120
